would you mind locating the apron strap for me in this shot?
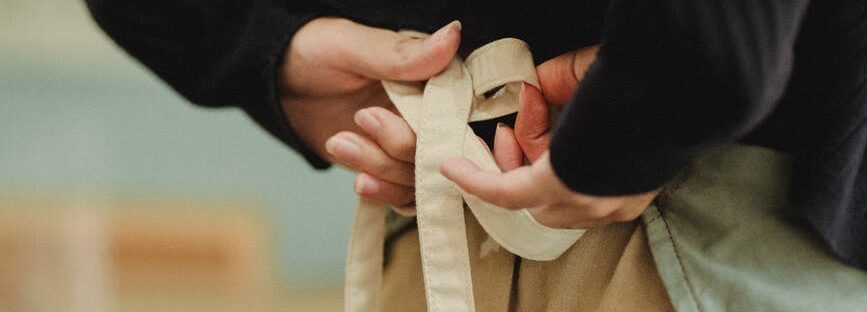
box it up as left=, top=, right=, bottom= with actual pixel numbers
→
left=345, top=36, right=586, bottom=312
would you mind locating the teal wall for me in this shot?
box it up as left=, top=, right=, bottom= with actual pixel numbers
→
left=0, top=0, right=357, bottom=286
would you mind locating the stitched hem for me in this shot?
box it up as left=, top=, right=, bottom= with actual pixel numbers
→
left=641, top=205, right=702, bottom=312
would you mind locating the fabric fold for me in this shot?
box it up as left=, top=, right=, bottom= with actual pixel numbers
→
left=345, top=37, right=585, bottom=312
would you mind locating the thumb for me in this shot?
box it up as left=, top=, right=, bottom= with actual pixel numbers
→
left=514, top=83, right=551, bottom=162
left=335, top=20, right=461, bottom=81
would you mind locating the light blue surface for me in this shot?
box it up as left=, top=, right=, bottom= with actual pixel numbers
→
left=0, top=1, right=357, bottom=286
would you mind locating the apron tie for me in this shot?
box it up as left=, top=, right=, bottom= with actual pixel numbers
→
left=345, top=36, right=586, bottom=312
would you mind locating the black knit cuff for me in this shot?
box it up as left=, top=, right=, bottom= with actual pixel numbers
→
left=547, top=60, right=697, bottom=196
left=549, top=132, right=695, bottom=196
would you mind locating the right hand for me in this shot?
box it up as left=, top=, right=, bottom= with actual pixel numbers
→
left=279, top=18, right=461, bottom=162
left=341, top=44, right=601, bottom=211
left=279, top=18, right=460, bottom=209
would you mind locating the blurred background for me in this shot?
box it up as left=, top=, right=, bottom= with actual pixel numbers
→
left=0, top=0, right=356, bottom=310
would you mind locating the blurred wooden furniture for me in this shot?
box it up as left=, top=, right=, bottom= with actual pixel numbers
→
left=0, top=198, right=279, bottom=312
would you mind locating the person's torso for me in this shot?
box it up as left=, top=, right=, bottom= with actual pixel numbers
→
left=311, top=0, right=867, bottom=267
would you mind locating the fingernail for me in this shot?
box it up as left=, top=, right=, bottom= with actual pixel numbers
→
left=451, top=20, right=462, bottom=31
left=494, top=123, right=508, bottom=144
left=325, top=136, right=360, bottom=161
left=496, top=122, right=509, bottom=147
left=355, top=177, right=365, bottom=194
left=355, top=174, right=379, bottom=195
left=355, top=175, right=368, bottom=194
left=427, top=20, right=461, bottom=46
left=354, top=109, right=381, bottom=136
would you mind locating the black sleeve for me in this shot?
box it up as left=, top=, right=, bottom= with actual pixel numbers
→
left=86, top=0, right=331, bottom=168
left=549, top=0, right=811, bottom=195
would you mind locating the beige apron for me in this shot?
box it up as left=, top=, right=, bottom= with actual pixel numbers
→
left=379, top=213, right=674, bottom=312
left=344, top=37, right=586, bottom=312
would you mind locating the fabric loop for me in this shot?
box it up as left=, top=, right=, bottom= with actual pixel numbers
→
left=345, top=37, right=585, bottom=312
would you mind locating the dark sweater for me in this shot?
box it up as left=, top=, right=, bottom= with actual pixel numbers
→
left=86, top=0, right=867, bottom=269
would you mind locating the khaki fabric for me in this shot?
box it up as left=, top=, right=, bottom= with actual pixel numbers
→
left=514, top=221, right=671, bottom=312
left=346, top=37, right=585, bottom=312
left=381, top=144, right=867, bottom=312
left=381, top=211, right=674, bottom=312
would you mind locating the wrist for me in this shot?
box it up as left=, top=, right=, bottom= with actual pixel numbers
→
left=280, top=97, right=338, bottom=162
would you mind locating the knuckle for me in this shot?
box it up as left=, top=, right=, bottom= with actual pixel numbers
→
left=392, top=137, right=416, bottom=160
left=387, top=38, right=417, bottom=76
left=583, top=205, right=612, bottom=220
left=366, top=154, right=412, bottom=185
left=364, top=156, right=390, bottom=176
left=495, top=194, right=521, bottom=210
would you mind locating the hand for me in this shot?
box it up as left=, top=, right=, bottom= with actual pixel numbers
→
left=279, top=18, right=461, bottom=161
left=332, top=106, right=419, bottom=210
left=442, top=152, right=658, bottom=229
left=332, top=45, right=595, bottom=211
left=441, top=46, right=660, bottom=229
left=280, top=18, right=460, bottom=211
left=338, top=107, right=531, bottom=212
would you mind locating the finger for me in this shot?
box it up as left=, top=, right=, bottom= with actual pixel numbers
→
left=528, top=204, right=616, bottom=229
left=536, top=51, right=579, bottom=106
left=514, top=83, right=551, bottom=162
left=573, top=45, right=600, bottom=83
left=493, top=123, right=524, bottom=171
left=355, top=173, right=416, bottom=207
left=440, top=157, right=544, bottom=209
left=325, top=131, right=415, bottom=186
left=336, top=20, right=461, bottom=81
left=536, top=45, right=599, bottom=106
left=354, top=107, right=416, bottom=163
left=531, top=190, right=656, bottom=229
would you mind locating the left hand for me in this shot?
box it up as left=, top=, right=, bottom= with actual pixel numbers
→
left=441, top=47, right=660, bottom=229
left=441, top=151, right=658, bottom=229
